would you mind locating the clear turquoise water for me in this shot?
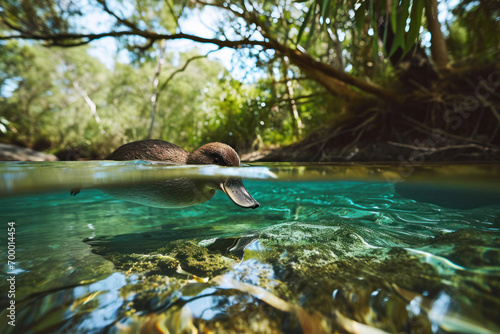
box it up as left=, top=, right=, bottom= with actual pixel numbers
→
left=1, top=162, right=500, bottom=333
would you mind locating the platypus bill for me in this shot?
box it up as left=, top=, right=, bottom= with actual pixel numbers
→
left=81, top=140, right=259, bottom=209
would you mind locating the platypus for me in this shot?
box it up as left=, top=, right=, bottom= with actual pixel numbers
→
left=73, top=140, right=260, bottom=209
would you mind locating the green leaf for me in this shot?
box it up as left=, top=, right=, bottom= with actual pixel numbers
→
left=296, top=2, right=315, bottom=45
left=320, top=0, right=330, bottom=21
left=369, top=0, right=379, bottom=62
left=391, top=0, right=399, bottom=32
left=389, top=0, right=410, bottom=57
left=398, top=1, right=411, bottom=31
left=322, top=0, right=333, bottom=28
left=306, top=14, right=317, bottom=46
left=388, top=30, right=405, bottom=57
left=382, top=12, right=389, bottom=46
left=305, top=1, right=319, bottom=47
left=405, top=0, right=425, bottom=52
left=355, top=2, right=366, bottom=33
left=372, top=28, right=379, bottom=62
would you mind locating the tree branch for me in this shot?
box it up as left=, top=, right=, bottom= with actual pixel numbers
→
left=73, top=81, right=105, bottom=134
left=192, top=2, right=400, bottom=102
left=148, top=39, right=167, bottom=139
left=0, top=30, right=272, bottom=49
left=279, top=45, right=402, bottom=103
left=1, top=0, right=400, bottom=103
left=157, top=48, right=219, bottom=97
left=97, top=0, right=140, bottom=32
left=387, top=141, right=495, bottom=155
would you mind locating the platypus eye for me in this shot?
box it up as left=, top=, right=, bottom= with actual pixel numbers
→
left=213, top=157, right=220, bottom=163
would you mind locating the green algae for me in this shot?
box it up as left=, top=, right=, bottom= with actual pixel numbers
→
left=157, top=240, right=239, bottom=277
left=93, top=239, right=238, bottom=278
left=3, top=219, right=499, bottom=334
left=246, top=223, right=500, bottom=333
left=430, top=229, right=500, bottom=268
left=104, top=253, right=180, bottom=275
left=71, top=220, right=500, bottom=334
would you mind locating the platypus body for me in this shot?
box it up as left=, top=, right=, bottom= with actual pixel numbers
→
left=96, top=140, right=259, bottom=209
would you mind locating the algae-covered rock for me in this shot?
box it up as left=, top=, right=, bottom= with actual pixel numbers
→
left=120, top=275, right=184, bottom=314
left=231, top=221, right=500, bottom=333
left=161, top=240, right=238, bottom=277
left=93, top=239, right=238, bottom=278
left=80, top=220, right=500, bottom=334
left=105, top=253, right=180, bottom=276
left=430, top=229, right=500, bottom=268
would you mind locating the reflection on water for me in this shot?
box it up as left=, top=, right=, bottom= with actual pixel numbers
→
left=0, top=162, right=500, bottom=333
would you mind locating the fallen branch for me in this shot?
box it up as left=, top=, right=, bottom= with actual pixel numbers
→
left=387, top=141, right=494, bottom=154
left=401, top=114, right=500, bottom=150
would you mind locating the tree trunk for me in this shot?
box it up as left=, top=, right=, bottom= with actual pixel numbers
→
left=148, top=39, right=167, bottom=139
left=279, top=45, right=401, bottom=103
left=73, top=81, right=104, bottom=134
left=425, top=0, right=449, bottom=70
left=282, top=57, right=303, bottom=138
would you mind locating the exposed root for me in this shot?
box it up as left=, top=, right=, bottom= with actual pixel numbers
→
left=258, top=64, right=500, bottom=162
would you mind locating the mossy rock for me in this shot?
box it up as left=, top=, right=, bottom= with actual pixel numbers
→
left=162, top=240, right=238, bottom=277
left=92, top=239, right=238, bottom=279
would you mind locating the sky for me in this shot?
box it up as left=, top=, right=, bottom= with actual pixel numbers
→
left=2, top=0, right=459, bottom=98
left=86, top=5, right=241, bottom=77
left=1, top=3, right=255, bottom=98
left=84, top=0, right=457, bottom=81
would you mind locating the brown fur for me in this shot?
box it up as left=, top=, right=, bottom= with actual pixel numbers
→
left=90, top=140, right=258, bottom=208
left=107, top=140, right=240, bottom=166
left=107, top=140, right=188, bottom=163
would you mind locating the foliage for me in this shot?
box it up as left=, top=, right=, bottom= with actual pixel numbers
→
left=296, top=0, right=426, bottom=58
left=0, top=0, right=498, bottom=160
left=0, top=40, right=331, bottom=156
left=447, top=0, right=500, bottom=62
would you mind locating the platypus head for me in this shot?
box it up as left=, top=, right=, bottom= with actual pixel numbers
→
left=187, top=142, right=260, bottom=209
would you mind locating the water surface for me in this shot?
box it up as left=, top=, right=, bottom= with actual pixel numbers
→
left=1, top=162, right=499, bottom=333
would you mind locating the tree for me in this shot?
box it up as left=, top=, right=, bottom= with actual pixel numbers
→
left=2, top=0, right=498, bottom=161
left=0, top=40, right=232, bottom=156
left=425, top=0, right=449, bottom=70
left=0, top=0, right=438, bottom=103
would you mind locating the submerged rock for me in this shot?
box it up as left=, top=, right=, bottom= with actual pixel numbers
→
left=90, top=238, right=238, bottom=278
left=76, top=220, right=500, bottom=333
left=7, top=219, right=493, bottom=334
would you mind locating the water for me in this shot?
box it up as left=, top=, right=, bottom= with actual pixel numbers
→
left=1, top=161, right=500, bottom=333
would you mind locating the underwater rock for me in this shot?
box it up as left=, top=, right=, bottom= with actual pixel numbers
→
left=158, top=240, right=238, bottom=277
left=89, top=238, right=238, bottom=278
left=105, top=253, right=181, bottom=276
left=78, top=221, right=500, bottom=333
left=203, top=235, right=258, bottom=259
